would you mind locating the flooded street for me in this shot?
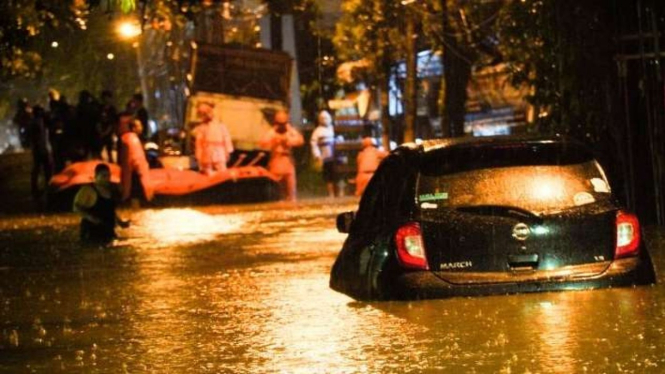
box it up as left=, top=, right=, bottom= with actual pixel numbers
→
left=1, top=199, right=665, bottom=373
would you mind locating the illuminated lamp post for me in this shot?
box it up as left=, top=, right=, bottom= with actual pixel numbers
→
left=116, top=19, right=149, bottom=111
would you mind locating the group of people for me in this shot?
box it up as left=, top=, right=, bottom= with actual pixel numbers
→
left=73, top=109, right=155, bottom=245
left=12, top=90, right=149, bottom=198
left=190, top=102, right=387, bottom=201
left=191, top=101, right=306, bottom=202
left=68, top=99, right=385, bottom=245
left=192, top=102, right=388, bottom=201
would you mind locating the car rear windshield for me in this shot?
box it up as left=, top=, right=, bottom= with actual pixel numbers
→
left=417, top=143, right=612, bottom=214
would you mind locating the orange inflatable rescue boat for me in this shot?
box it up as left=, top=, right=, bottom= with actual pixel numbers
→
left=47, top=155, right=280, bottom=210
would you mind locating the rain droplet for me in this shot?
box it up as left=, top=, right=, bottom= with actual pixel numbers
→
left=9, top=330, right=19, bottom=347
left=75, top=350, right=85, bottom=365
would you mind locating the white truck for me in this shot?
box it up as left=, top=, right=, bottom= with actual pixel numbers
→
left=185, top=44, right=293, bottom=152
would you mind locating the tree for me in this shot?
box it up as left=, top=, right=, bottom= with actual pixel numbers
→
left=497, top=0, right=618, bottom=143
left=334, top=0, right=503, bottom=142
left=497, top=0, right=665, bottom=224
left=496, top=0, right=622, bottom=182
left=0, top=0, right=91, bottom=79
left=333, top=0, right=408, bottom=146
left=419, top=0, right=503, bottom=138
left=0, top=1, right=144, bottom=119
left=263, top=0, right=339, bottom=121
left=1, top=0, right=333, bottom=123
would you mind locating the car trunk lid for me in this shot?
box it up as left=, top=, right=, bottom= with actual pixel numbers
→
left=420, top=203, right=617, bottom=284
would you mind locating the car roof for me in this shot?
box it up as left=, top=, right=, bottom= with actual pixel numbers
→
left=394, top=134, right=590, bottom=156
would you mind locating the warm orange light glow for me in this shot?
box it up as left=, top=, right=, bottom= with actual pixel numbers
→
left=131, top=208, right=247, bottom=247
left=117, top=20, right=142, bottom=39
left=529, top=176, right=565, bottom=201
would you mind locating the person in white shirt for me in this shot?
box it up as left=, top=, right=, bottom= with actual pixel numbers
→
left=310, top=110, right=343, bottom=197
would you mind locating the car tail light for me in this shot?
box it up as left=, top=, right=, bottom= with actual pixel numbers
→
left=395, top=222, right=429, bottom=270
left=615, top=211, right=641, bottom=258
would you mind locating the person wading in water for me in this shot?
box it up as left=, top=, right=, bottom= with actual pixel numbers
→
left=73, top=163, right=129, bottom=244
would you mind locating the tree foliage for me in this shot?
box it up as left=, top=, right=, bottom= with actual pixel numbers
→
left=0, top=0, right=90, bottom=78
left=0, top=0, right=266, bottom=80
left=497, top=0, right=617, bottom=143
left=333, top=0, right=407, bottom=83
left=1, top=0, right=331, bottom=114
left=333, top=0, right=502, bottom=139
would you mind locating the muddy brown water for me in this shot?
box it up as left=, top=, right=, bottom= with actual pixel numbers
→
left=0, top=199, right=664, bottom=373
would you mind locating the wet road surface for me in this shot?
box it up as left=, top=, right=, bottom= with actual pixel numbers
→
left=1, top=199, right=664, bottom=373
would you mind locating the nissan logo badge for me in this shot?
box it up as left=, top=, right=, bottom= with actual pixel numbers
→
left=512, top=223, right=530, bottom=241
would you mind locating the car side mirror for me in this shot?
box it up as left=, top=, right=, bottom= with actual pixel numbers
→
left=336, top=211, right=355, bottom=234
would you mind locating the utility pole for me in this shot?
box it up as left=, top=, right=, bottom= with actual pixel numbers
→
left=380, top=0, right=392, bottom=150
left=404, top=5, right=417, bottom=143
left=441, top=0, right=472, bottom=138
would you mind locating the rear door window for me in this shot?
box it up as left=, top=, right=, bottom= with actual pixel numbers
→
left=417, top=143, right=612, bottom=215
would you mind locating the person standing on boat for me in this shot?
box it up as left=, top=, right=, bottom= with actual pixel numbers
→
left=194, top=101, right=233, bottom=175
left=259, top=110, right=304, bottom=201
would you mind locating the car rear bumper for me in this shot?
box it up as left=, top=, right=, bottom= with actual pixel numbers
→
left=387, top=255, right=656, bottom=300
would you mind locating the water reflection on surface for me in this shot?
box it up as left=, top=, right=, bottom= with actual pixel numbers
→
left=128, top=208, right=249, bottom=247
left=0, top=201, right=664, bottom=373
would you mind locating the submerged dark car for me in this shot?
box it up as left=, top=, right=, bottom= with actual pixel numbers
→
left=330, top=136, right=656, bottom=300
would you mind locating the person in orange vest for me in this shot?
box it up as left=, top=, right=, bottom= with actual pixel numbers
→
left=355, top=137, right=387, bottom=197
left=193, top=101, right=233, bottom=175
left=259, top=110, right=304, bottom=201
left=119, top=114, right=153, bottom=203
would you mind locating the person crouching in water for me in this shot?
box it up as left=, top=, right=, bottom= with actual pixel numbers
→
left=259, top=110, right=304, bottom=201
left=355, top=137, right=387, bottom=197
left=73, top=163, right=129, bottom=244
left=194, top=101, right=233, bottom=175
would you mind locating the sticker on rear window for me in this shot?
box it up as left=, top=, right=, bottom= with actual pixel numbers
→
left=574, top=192, right=595, bottom=206
left=418, top=192, right=448, bottom=202
left=590, top=178, right=610, bottom=193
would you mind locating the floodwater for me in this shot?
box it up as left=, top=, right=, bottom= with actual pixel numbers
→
left=0, top=199, right=664, bottom=373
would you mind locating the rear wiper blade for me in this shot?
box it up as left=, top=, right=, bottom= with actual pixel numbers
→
left=455, top=205, right=543, bottom=222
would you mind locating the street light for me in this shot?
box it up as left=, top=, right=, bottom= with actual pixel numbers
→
left=116, top=19, right=150, bottom=113
left=116, top=20, right=142, bottom=39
